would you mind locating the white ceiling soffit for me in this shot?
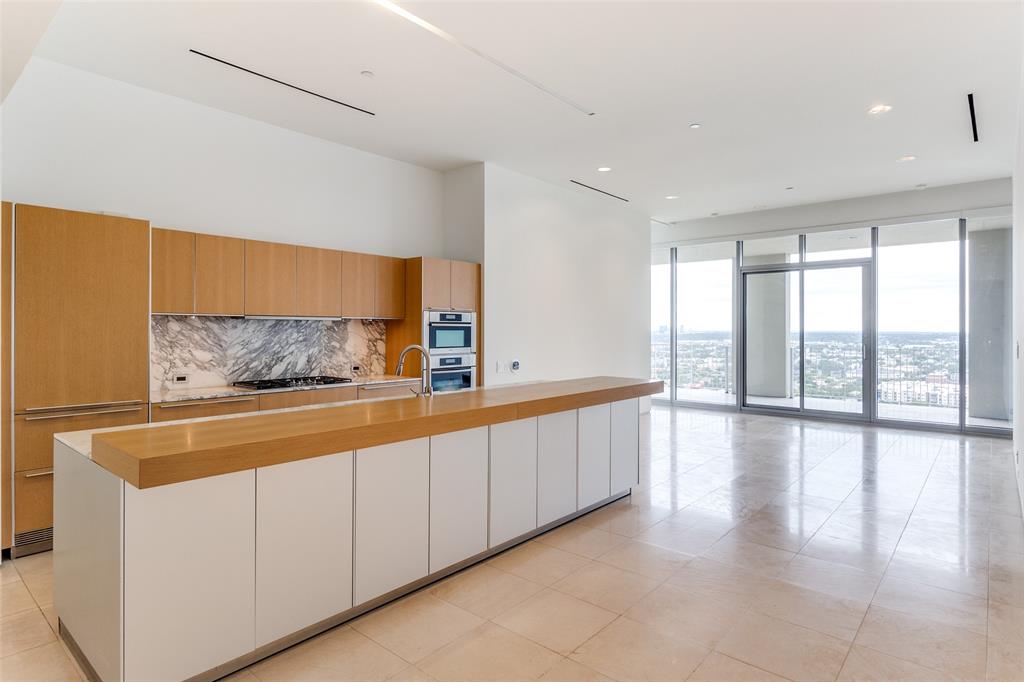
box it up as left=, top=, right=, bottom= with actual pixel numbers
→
left=1, top=0, right=62, bottom=103
left=30, top=1, right=1022, bottom=221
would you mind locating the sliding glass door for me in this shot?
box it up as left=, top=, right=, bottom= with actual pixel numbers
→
left=742, top=263, right=867, bottom=418
left=652, top=215, right=1011, bottom=434
left=743, top=271, right=800, bottom=409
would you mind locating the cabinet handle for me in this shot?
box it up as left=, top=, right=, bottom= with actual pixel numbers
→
left=156, top=396, right=256, bottom=409
left=359, top=383, right=417, bottom=391
left=23, top=470, right=54, bottom=478
left=24, top=399, right=144, bottom=413
left=24, top=406, right=144, bottom=421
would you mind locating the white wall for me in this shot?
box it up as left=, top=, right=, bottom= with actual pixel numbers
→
left=483, top=163, right=650, bottom=386
left=1, top=58, right=444, bottom=257
left=654, top=178, right=1012, bottom=245
left=442, top=163, right=484, bottom=264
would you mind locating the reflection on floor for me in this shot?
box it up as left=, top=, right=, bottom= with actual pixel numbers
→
left=677, top=389, right=1013, bottom=430
left=2, top=405, right=1022, bottom=681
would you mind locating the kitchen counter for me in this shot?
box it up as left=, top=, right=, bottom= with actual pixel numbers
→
left=149, top=374, right=416, bottom=403
left=92, top=376, right=660, bottom=489
left=55, top=376, right=660, bottom=682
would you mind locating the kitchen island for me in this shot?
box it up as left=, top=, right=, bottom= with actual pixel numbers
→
left=54, top=376, right=661, bottom=682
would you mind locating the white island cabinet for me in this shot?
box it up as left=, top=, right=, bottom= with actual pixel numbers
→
left=54, top=376, right=660, bottom=682
left=429, top=427, right=489, bottom=572
left=489, top=417, right=538, bottom=547
left=354, top=438, right=430, bottom=605
left=256, top=452, right=353, bottom=647
left=578, top=403, right=611, bottom=507
left=124, top=471, right=255, bottom=682
left=537, top=410, right=579, bottom=525
left=610, top=398, right=640, bottom=493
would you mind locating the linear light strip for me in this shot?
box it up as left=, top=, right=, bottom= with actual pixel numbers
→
left=373, top=0, right=595, bottom=116
left=189, top=49, right=375, bottom=116
left=570, top=180, right=629, bottom=202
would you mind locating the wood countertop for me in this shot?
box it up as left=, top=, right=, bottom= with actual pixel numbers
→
left=91, top=377, right=662, bottom=489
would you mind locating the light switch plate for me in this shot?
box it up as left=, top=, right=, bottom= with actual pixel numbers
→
left=171, top=372, right=190, bottom=386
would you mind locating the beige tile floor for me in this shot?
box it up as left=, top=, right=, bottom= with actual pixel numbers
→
left=2, top=405, right=1023, bottom=681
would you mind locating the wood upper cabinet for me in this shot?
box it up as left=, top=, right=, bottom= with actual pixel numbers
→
left=450, top=260, right=480, bottom=312
left=420, top=257, right=479, bottom=312
left=152, top=228, right=196, bottom=314
left=421, top=257, right=452, bottom=311
left=341, top=251, right=375, bottom=318
left=374, top=256, right=405, bottom=319
left=296, top=246, right=342, bottom=317
left=245, top=240, right=297, bottom=316
left=14, top=204, right=149, bottom=412
left=196, top=234, right=244, bottom=315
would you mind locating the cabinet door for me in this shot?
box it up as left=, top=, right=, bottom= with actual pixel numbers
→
left=610, top=398, right=639, bottom=494
left=152, top=228, right=195, bottom=314
left=125, top=471, right=255, bottom=682
left=195, top=234, right=244, bottom=315
left=430, top=427, right=488, bottom=572
left=14, top=469, right=54, bottom=535
left=150, top=395, right=260, bottom=422
left=256, top=452, right=353, bottom=646
left=537, top=410, right=578, bottom=526
left=258, top=386, right=357, bottom=411
left=578, top=404, right=611, bottom=508
left=15, top=407, right=147, bottom=472
left=296, top=246, right=342, bottom=317
left=245, top=240, right=297, bottom=316
left=374, top=256, right=406, bottom=319
left=450, top=260, right=480, bottom=312
left=489, top=418, right=538, bottom=547
left=354, top=438, right=429, bottom=604
left=421, top=257, right=452, bottom=311
left=14, top=205, right=149, bottom=412
left=341, top=251, right=375, bottom=318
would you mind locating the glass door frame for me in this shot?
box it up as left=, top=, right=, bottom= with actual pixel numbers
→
left=654, top=217, right=1011, bottom=438
left=736, top=235, right=875, bottom=422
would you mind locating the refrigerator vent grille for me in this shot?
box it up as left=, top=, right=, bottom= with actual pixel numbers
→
left=14, top=526, right=53, bottom=547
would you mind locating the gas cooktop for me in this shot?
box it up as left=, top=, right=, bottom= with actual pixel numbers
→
left=232, top=376, right=353, bottom=391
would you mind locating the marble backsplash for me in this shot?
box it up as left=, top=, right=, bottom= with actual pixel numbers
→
left=150, top=315, right=387, bottom=391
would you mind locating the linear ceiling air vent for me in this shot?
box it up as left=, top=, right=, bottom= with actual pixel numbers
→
left=967, top=93, right=978, bottom=142
left=189, top=49, right=375, bottom=117
left=570, top=180, right=629, bottom=202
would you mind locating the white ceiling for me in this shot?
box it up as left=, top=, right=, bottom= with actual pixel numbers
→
left=29, top=0, right=1022, bottom=222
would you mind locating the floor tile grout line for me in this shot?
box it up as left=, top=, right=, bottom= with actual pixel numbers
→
left=833, top=430, right=949, bottom=679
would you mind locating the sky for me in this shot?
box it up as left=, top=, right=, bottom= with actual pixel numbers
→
left=652, top=241, right=962, bottom=334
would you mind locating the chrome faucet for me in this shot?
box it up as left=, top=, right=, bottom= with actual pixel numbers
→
left=395, top=344, right=432, bottom=396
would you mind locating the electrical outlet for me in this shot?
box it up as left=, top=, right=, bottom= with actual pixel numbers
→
left=171, top=372, right=190, bottom=386
left=511, top=359, right=521, bottom=372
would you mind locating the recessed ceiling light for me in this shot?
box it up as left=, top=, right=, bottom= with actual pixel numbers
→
left=897, top=155, right=917, bottom=162
left=868, top=104, right=892, bottom=115
left=361, top=70, right=375, bottom=78
left=915, top=183, right=928, bottom=189
left=689, top=123, right=702, bottom=129
left=753, top=204, right=768, bottom=210
left=710, top=212, right=719, bottom=217
left=665, top=195, right=679, bottom=200
left=785, top=186, right=795, bottom=190
left=597, top=167, right=611, bottom=172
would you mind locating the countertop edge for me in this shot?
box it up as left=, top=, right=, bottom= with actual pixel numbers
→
left=91, top=378, right=663, bottom=489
